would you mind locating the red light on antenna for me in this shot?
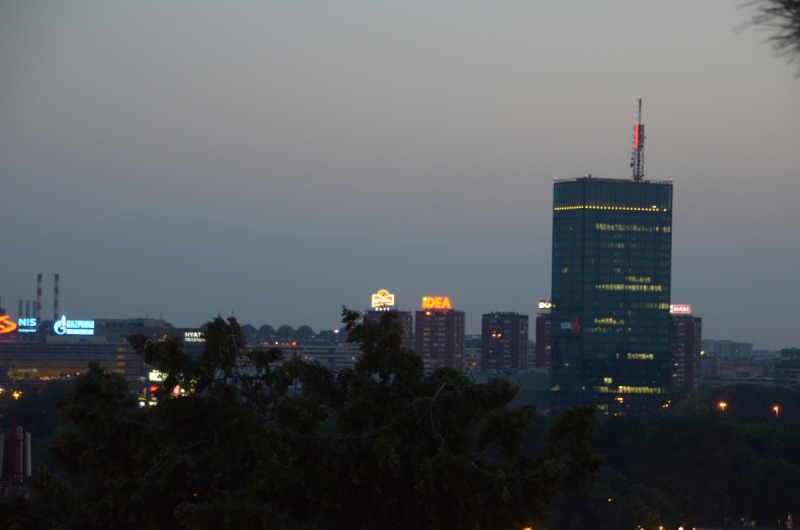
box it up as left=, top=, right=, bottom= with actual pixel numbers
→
left=633, top=124, right=641, bottom=149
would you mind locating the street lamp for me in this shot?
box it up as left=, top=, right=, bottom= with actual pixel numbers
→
left=773, top=406, right=780, bottom=418
left=719, top=402, right=727, bottom=411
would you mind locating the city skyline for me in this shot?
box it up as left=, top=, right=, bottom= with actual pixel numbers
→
left=1, top=1, right=799, bottom=350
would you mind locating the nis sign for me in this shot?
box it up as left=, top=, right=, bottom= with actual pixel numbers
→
left=669, top=304, right=691, bottom=314
left=422, top=296, right=452, bottom=310
left=17, top=318, right=37, bottom=333
left=371, top=289, right=395, bottom=308
left=54, top=315, right=95, bottom=336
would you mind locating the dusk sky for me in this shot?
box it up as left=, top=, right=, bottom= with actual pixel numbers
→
left=1, top=1, right=799, bottom=350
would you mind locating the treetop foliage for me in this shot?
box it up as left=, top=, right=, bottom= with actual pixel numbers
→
left=16, top=308, right=602, bottom=530
left=744, top=0, right=800, bottom=75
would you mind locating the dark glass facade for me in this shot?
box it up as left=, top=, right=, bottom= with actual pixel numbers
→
left=550, top=177, right=672, bottom=413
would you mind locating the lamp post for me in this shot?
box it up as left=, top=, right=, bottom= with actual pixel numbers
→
left=773, top=406, right=780, bottom=418
left=719, top=401, right=727, bottom=411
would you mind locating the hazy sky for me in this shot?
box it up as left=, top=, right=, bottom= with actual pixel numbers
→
left=1, top=1, right=799, bottom=350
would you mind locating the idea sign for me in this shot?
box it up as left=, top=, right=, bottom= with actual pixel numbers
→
left=422, top=296, right=452, bottom=310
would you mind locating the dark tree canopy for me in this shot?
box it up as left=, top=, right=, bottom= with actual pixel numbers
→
left=258, top=324, right=275, bottom=337
left=19, top=308, right=602, bottom=529
left=275, top=324, right=295, bottom=339
left=295, top=325, right=315, bottom=338
left=240, top=323, right=257, bottom=333
left=552, top=387, right=800, bottom=530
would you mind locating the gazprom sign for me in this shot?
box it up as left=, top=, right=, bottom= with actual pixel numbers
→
left=54, top=315, right=95, bottom=336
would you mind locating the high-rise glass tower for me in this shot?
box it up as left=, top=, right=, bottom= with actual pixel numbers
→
left=549, top=177, right=672, bottom=413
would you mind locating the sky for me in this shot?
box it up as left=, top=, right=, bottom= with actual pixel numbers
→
left=1, top=1, right=799, bottom=350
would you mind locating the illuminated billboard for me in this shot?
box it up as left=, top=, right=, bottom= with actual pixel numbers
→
left=669, top=304, right=691, bottom=314
left=538, top=300, right=554, bottom=310
left=17, top=318, right=37, bottom=333
left=0, top=315, right=18, bottom=334
left=184, top=331, right=204, bottom=343
left=371, top=289, right=395, bottom=308
left=422, top=296, right=451, bottom=310
left=53, top=315, right=95, bottom=336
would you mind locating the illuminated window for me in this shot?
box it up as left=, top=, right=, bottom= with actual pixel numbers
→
left=594, top=284, right=663, bottom=292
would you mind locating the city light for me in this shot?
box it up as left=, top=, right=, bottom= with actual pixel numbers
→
left=773, top=405, right=780, bottom=418
left=719, top=402, right=727, bottom=411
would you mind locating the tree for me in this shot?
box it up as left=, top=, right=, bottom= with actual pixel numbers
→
left=27, top=308, right=602, bottom=529
left=295, top=325, right=315, bottom=339
left=549, top=466, right=680, bottom=530
left=745, top=0, right=800, bottom=75
left=275, top=324, right=295, bottom=339
left=257, top=324, right=275, bottom=340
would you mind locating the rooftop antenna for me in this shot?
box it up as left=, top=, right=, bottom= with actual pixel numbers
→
left=631, top=95, right=645, bottom=182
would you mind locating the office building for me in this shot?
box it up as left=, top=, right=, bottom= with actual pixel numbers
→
left=534, top=313, right=551, bottom=369
left=463, top=335, right=481, bottom=372
left=0, top=337, right=141, bottom=390
left=414, top=296, right=464, bottom=370
left=549, top=176, right=673, bottom=413
left=668, top=307, right=702, bottom=392
left=363, top=289, right=414, bottom=350
left=480, top=312, right=528, bottom=372
left=701, top=339, right=754, bottom=360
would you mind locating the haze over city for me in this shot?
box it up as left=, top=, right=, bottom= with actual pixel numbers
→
left=1, top=1, right=799, bottom=350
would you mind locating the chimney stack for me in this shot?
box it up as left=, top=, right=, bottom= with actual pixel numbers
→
left=54, top=273, right=60, bottom=321
left=36, top=273, right=42, bottom=320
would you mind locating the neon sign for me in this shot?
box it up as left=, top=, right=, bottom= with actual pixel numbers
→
left=669, top=304, right=691, bottom=314
left=0, top=315, right=18, bottom=334
left=371, top=289, right=395, bottom=308
left=53, top=315, right=95, bottom=336
left=422, top=296, right=451, bottom=310
left=538, top=300, right=554, bottom=310
left=17, top=318, right=37, bottom=333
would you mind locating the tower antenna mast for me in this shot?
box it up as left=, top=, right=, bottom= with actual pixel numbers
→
left=631, top=95, right=645, bottom=182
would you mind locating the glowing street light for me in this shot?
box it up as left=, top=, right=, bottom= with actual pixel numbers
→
left=719, top=402, right=727, bottom=411
left=773, top=406, right=780, bottom=418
